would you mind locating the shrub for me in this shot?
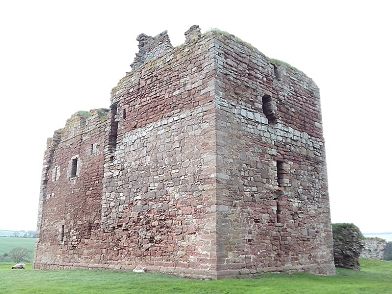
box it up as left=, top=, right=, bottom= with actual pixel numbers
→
left=332, top=223, right=364, bottom=270
left=9, top=247, right=30, bottom=263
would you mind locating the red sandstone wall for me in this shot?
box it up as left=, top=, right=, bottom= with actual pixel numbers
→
left=213, top=32, right=335, bottom=277
left=98, top=34, right=218, bottom=278
left=35, top=110, right=108, bottom=266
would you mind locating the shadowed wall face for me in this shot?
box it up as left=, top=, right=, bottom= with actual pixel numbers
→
left=213, top=32, right=335, bottom=277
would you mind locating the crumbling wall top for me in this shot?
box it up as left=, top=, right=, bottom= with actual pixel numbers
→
left=185, top=25, right=201, bottom=43
left=52, top=108, right=109, bottom=142
left=130, top=31, right=173, bottom=70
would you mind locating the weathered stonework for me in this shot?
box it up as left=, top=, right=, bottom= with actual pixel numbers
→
left=361, top=238, right=387, bottom=260
left=35, top=26, right=335, bottom=278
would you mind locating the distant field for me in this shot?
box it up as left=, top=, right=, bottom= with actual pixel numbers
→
left=0, top=237, right=37, bottom=254
left=0, top=237, right=37, bottom=262
left=0, top=259, right=392, bottom=293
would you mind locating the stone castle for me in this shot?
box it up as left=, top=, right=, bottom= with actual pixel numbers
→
left=35, top=26, right=335, bottom=278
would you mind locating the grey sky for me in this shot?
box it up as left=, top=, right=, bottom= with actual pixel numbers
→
left=0, top=0, right=391, bottom=233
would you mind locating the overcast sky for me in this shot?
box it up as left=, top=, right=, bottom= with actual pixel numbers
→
left=0, top=0, right=390, bottom=234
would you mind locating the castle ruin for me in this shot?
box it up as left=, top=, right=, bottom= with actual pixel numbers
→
left=35, top=26, right=336, bottom=278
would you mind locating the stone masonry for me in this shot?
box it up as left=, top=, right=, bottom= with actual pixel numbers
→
left=35, top=26, right=336, bottom=278
left=361, top=238, right=387, bottom=260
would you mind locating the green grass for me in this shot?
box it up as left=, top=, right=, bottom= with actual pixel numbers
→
left=0, top=259, right=391, bottom=293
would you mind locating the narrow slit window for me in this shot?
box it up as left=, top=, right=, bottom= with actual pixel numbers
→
left=71, top=158, right=78, bottom=177
left=52, top=166, right=60, bottom=181
left=123, top=109, right=126, bottom=120
left=109, top=121, right=119, bottom=151
left=273, top=64, right=281, bottom=80
left=60, top=225, right=65, bottom=242
left=90, top=143, right=99, bottom=155
left=86, top=223, right=92, bottom=239
left=262, top=95, right=277, bottom=124
left=276, top=201, right=281, bottom=223
left=111, top=103, right=118, bottom=115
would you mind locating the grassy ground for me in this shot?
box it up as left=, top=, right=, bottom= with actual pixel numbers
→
left=0, top=259, right=391, bottom=293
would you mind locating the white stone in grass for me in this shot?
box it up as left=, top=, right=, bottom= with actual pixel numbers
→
left=11, top=263, right=25, bottom=269
left=133, top=267, right=145, bottom=273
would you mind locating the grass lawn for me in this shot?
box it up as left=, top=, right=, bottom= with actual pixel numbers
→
left=0, top=237, right=37, bottom=255
left=0, top=259, right=391, bottom=293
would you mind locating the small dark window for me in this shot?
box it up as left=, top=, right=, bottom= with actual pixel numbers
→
left=71, top=158, right=78, bottom=177
left=273, top=64, right=281, bottom=80
left=123, top=109, right=126, bottom=119
left=262, top=95, right=277, bottom=124
left=90, top=143, right=99, bottom=155
left=61, top=225, right=65, bottom=242
left=111, top=103, right=118, bottom=115
left=109, top=103, right=119, bottom=152
left=85, top=223, right=92, bottom=239
left=53, top=166, right=60, bottom=181
left=109, top=121, right=119, bottom=151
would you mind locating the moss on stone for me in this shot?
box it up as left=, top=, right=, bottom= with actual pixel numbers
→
left=76, top=111, right=92, bottom=118
left=269, top=58, right=297, bottom=71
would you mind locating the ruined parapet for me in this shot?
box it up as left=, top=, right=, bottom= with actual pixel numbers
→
left=130, top=31, right=173, bottom=70
left=185, top=25, right=201, bottom=43
left=61, top=109, right=109, bottom=141
left=361, top=237, right=387, bottom=259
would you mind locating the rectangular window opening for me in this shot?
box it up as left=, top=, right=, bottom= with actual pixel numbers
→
left=60, top=225, right=65, bottom=242
left=109, top=103, right=119, bottom=152
left=262, top=95, right=277, bottom=124
left=71, top=158, right=78, bottom=177
left=109, top=121, right=119, bottom=151
left=272, top=64, right=281, bottom=80
left=90, top=143, right=99, bottom=155
left=86, top=223, right=92, bottom=239
left=52, top=166, right=60, bottom=182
